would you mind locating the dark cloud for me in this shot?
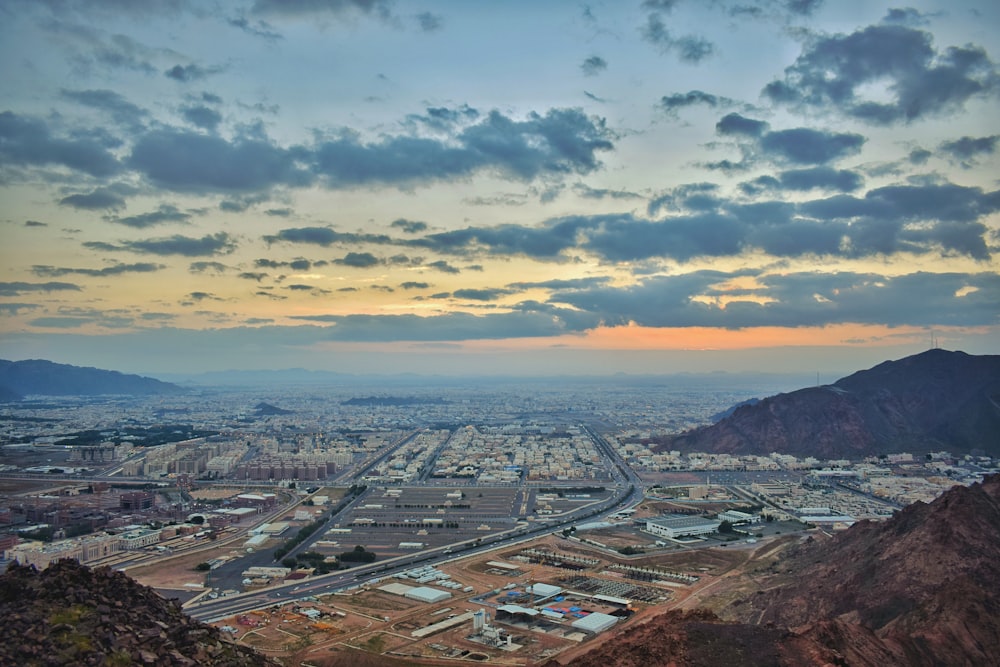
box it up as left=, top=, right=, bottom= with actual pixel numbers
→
left=265, top=208, right=293, bottom=217
left=334, top=252, right=380, bottom=268
left=391, top=218, right=428, bottom=234
left=85, top=232, right=237, bottom=256
left=939, top=135, right=998, bottom=164
left=129, top=128, right=311, bottom=192
left=908, top=148, right=932, bottom=164
left=58, top=188, right=127, bottom=211
left=425, top=260, right=461, bottom=274
left=573, top=183, right=642, bottom=200
left=642, top=0, right=680, bottom=10
left=314, top=107, right=613, bottom=187
left=28, top=316, right=95, bottom=329
left=181, top=105, right=223, bottom=131
left=189, top=261, right=228, bottom=273
left=581, top=56, right=608, bottom=76
left=551, top=270, right=999, bottom=330
left=641, top=13, right=714, bottom=64
left=882, top=7, right=927, bottom=26
left=251, top=0, right=393, bottom=21
left=759, top=128, right=865, bottom=164
left=239, top=272, right=268, bottom=281
left=400, top=281, right=429, bottom=289
left=661, top=90, right=734, bottom=117
left=508, top=277, right=611, bottom=291
left=415, top=11, right=442, bottom=31
left=263, top=226, right=393, bottom=247
left=0, top=111, right=121, bottom=177
left=31, top=262, right=164, bottom=277
left=0, top=281, right=82, bottom=296
left=786, top=0, right=823, bottom=15
left=452, top=288, right=513, bottom=302
left=763, top=23, right=999, bottom=124
left=165, top=63, right=220, bottom=82
left=185, top=291, right=219, bottom=301
left=0, top=303, right=40, bottom=315
left=25, top=220, right=48, bottom=227
left=285, top=284, right=329, bottom=293
left=227, top=15, right=283, bottom=41
left=715, top=113, right=767, bottom=137
left=110, top=204, right=192, bottom=228
left=60, top=88, right=147, bottom=133
left=776, top=167, right=863, bottom=192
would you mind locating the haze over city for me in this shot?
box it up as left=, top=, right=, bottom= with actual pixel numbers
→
left=1, top=0, right=998, bottom=376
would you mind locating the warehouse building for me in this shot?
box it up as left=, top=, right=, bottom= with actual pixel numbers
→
left=645, top=514, right=721, bottom=539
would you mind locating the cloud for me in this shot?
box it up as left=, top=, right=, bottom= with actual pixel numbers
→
left=939, top=135, right=998, bottom=166
left=641, top=12, right=714, bottom=64
left=775, top=167, right=863, bottom=192
left=715, top=113, right=768, bottom=137
left=552, top=270, right=1000, bottom=330
left=128, top=128, right=312, bottom=192
left=85, top=232, right=237, bottom=256
left=334, top=252, right=380, bottom=268
left=763, top=23, right=999, bottom=124
left=0, top=111, right=121, bottom=177
left=391, top=218, right=428, bottom=234
left=181, top=105, right=223, bottom=131
left=581, top=55, right=607, bottom=76
left=314, top=107, right=613, bottom=187
left=239, top=272, right=268, bottom=281
left=25, top=220, right=48, bottom=227
left=415, top=11, right=442, bottom=32
left=660, top=90, right=734, bottom=117
left=452, top=288, right=513, bottom=302
left=58, top=188, right=127, bottom=211
left=165, top=63, right=220, bottom=82
left=60, top=88, right=147, bottom=133
left=759, top=128, right=865, bottom=164
left=400, top=281, right=429, bottom=289
left=227, top=15, right=283, bottom=41
left=251, top=0, right=393, bottom=21
left=786, top=0, right=823, bottom=16
left=425, top=260, right=461, bottom=274
left=31, top=262, right=164, bottom=277
left=0, top=281, right=82, bottom=296
left=573, top=183, right=642, bottom=200
left=0, top=303, right=40, bottom=315
left=109, top=204, right=192, bottom=228
left=189, top=261, right=228, bottom=273
left=263, top=226, right=393, bottom=247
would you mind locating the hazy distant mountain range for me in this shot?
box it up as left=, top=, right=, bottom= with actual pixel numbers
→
left=657, top=349, right=1000, bottom=458
left=0, top=359, right=184, bottom=400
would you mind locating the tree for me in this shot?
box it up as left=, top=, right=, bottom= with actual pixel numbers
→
left=282, top=557, right=298, bottom=569
left=718, top=520, right=735, bottom=534
left=195, top=562, right=211, bottom=571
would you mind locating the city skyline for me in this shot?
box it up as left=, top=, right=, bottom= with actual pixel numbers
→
left=1, top=0, right=998, bottom=376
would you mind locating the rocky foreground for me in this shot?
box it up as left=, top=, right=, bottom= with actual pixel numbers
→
left=0, top=559, right=276, bottom=666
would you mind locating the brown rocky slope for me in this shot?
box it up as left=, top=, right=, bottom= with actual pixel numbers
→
left=657, top=349, right=1000, bottom=459
left=0, top=559, right=276, bottom=666
left=555, top=475, right=1000, bottom=667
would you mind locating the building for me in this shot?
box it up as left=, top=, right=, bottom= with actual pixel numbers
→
left=571, top=612, right=619, bottom=634
left=645, top=514, right=721, bottom=539
left=717, top=510, right=760, bottom=525
left=118, top=528, right=162, bottom=550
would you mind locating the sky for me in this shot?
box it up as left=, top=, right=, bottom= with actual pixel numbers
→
left=0, top=0, right=998, bottom=378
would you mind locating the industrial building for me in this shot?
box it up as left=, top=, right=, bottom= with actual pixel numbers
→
left=645, top=514, right=721, bottom=539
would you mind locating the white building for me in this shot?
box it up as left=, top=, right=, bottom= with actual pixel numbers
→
left=645, top=514, right=721, bottom=539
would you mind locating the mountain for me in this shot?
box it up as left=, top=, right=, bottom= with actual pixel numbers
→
left=557, top=475, right=1000, bottom=667
left=734, top=474, right=1000, bottom=666
left=0, top=359, right=184, bottom=398
left=0, top=559, right=275, bottom=666
left=656, top=349, right=1000, bottom=458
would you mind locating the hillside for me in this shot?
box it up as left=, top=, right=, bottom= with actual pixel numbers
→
left=657, top=349, right=1000, bottom=458
left=0, top=359, right=184, bottom=398
left=557, top=475, right=1000, bottom=667
left=0, top=559, right=275, bottom=666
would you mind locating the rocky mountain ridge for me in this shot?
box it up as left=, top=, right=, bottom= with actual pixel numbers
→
left=657, top=349, right=1000, bottom=458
